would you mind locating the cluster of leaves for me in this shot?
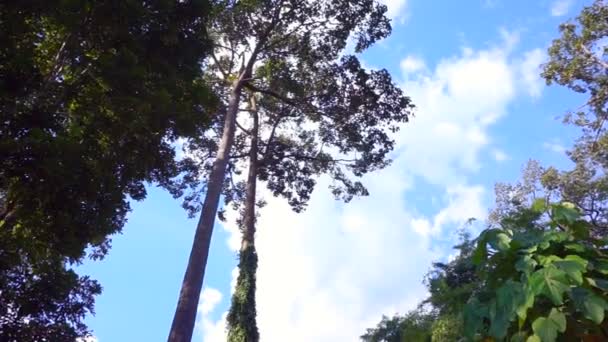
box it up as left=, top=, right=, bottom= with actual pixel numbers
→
left=361, top=229, right=476, bottom=342
left=465, top=201, right=608, bottom=341
left=0, top=1, right=215, bottom=339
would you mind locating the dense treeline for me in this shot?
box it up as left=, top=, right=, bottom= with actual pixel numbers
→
left=362, top=1, right=608, bottom=341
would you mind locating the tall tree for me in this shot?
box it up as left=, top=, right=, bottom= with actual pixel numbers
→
left=0, top=1, right=215, bottom=340
left=170, top=1, right=413, bottom=340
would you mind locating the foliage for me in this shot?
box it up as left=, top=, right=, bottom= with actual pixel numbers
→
left=0, top=1, right=215, bottom=339
left=170, top=0, right=413, bottom=340
left=182, top=0, right=413, bottom=217
left=362, top=231, right=477, bottom=342
left=464, top=202, right=608, bottom=341
left=227, top=245, right=259, bottom=342
left=361, top=309, right=434, bottom=342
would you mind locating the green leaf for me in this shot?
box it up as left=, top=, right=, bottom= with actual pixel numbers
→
left=516, top=290, right=535, bottom=324
left=472, top=232, right=489, bottom=265
left=553, top=255, right=588, bottom=285
left=516, top=255, right=538, bottom=275
left=526, top=335, right=541, bottom=342
left=564, top=243, right=585, bottom=253
left=490, top=281, right=525, bottom=339
left=486, top=229, right=512, bottom=252
left=569, top=220, right=590, bottom=239
left=531, top=309, right=566, bottom=342
left=495, top=233, right=512, bottom=251
left=510, top=331, right=527, bottom=342
left=570, top=287, right=608, bottom=324
left=529, top=267, right=570, bottom=305
left=551, top=202, right=579, bottom=224
left=531, top=198, right=548, bottom=213
left=592, top=260, right=608, bottom=275
left=583, top=294, right=607, bottom=324
left=463, top=298, right=488, bottom=339
left=587, top=277, right=608, bottom=291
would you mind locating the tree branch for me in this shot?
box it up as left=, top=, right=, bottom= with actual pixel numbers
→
left=211, top=51, right=229, bottom=80
left=236, top=120, right=251, bottom=134
left=582, top=44, right=608, bottom=70
left=244, top=83, right=298, bottom=107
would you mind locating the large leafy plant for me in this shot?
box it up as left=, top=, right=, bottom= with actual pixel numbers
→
left=465, top=201, right=608, bottom=341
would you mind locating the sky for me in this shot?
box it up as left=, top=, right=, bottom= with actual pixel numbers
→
left=81, top=0, right=593, bottom=341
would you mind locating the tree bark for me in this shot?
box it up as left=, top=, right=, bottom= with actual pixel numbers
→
left=227, top=94, right=260, bottom=342
left=168, top=78, right=243, bottom=342
left=241, top=96, right=258, bottom=251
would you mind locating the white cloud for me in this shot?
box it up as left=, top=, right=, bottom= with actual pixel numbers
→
left=196, top=287, right=227, bottom=342
left=208, top=29, right=543, bottom=342
left=400, top=55, right=426, bottom=74
left=551, top=0, right=574, bottom=17
left=380, top=0, right=408, bottom=21
left=198, top=288, right=222, bottom=315
left=492, top=149, right=509, bottom=162
left=543, top=141, right=567, bottom=154
left=483, top=0, right=499, bottom=8
left=519, top=48, right=546, bottom=98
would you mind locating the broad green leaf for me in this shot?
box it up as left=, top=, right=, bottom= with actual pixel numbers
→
left=472, top=232, right=489, bottom=265
left=570, top=287, right=608, bottom=324
left=551, top=202, right=579, bottom=224
left=495, top=233, right=512, bottom=251
left=486, top=229, right=512, bottom=252
left=531, top=309, right=565, bottom=342
left=516, top=290, right=535, bottom=324
left=529, top=267, right=570, bottom=305
left=536, top=255, right=561, bottom=267
left=464, top=298, right=488, bottom=339
left=583, top=294, right=607, bottom=324
left=569, top=220, right=590, bottom=239
left=554, top=255, right=588, bottom=285
left=490, top=281, right=525, bottom=339
left=564, top=243, right=585, bottom=253
left=516, top=255, right=538, bottom=275
left=548, top=308, right=566, bottom=332
left=526, top=336, right=541, bottom=342
left=510, top=331, right=527, bottom=342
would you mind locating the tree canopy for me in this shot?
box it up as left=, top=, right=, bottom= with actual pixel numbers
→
left=0, top=1, right=215, bottom=339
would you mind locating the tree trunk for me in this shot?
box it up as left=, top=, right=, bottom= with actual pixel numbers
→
left=227, top=95, right=260, bottom=342
left=168, top=79, right=244, bottom=342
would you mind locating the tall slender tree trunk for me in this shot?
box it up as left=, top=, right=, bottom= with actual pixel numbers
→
left=227, top=95, right=260, bottom=342
left=168, top=78, right=244, bottom=342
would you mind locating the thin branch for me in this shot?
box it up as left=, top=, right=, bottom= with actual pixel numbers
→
left=582, top=44, right=608, bottom=70
left=262, top=115, right=283, bottom=161
left=211, top=51, right=229, bottom=80
left=236, top=120, right=251, bottom=134
left=283, top=153, right=357, bottom=164
left=245, top=83, right=298, bottom=107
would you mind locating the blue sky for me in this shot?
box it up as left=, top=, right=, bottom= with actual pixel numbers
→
left=81, top=0, right=592, bottom=341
